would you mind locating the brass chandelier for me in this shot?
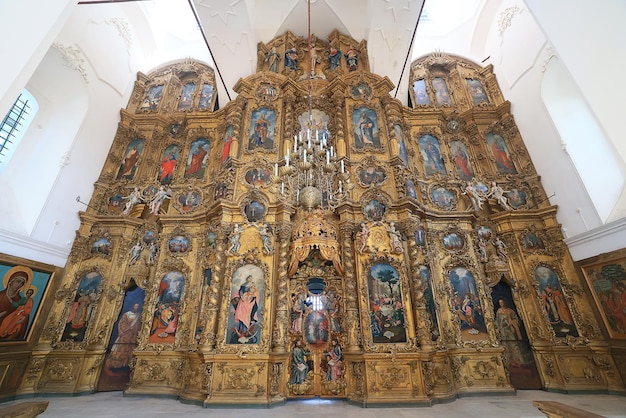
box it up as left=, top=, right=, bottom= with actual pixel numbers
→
left=270, top=0, right=354, bottom=210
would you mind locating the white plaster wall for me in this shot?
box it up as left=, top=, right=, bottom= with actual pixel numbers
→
left=0, top=48, right=87, bottom=235
left=0, top=0, right=75, bottom=116
left=524, top=0, right=626, bottom=164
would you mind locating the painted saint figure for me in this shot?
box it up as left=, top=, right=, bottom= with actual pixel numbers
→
left=490, top=134, right=516, bottom=173
left=452, top=142, right=473, bottom=180
left=159, top=150, right=178, bottom=183
left=221, top=126, right=234, bottom=164
left=354, top=110, right=376, bottom=147
left=0, top=269, right=29, bottom=331
left=185, top=143, right=208, bottom=177
left=251, top=116, right=270, bottom=147
left=0, top=287, right=34, bottom=340
left=325, top=339, right=343, bottom=382
left=231, top=275, right=259, bottom=342
left=117, top=145, right=141, bottom=179
left=289, top=340, right=311, bottom=385
left=290, top=291, right=308, bottom=334
left=107, top=303, right=141, bottom=369
left=495, top=299, right=522, bottom=340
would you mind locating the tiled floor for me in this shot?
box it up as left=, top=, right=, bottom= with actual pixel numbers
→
left=2, top=390, right=626, bottom=418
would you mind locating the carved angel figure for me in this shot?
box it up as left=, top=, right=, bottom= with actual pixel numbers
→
left=355, top=223, right=370, bottom=254
left=487, top=182, right=510, bottom=211
left=258, top=223, right=273, bottom=254
left=122, top=187, right=144, bottom=216
left=386, top=222, right=403, bottom=254
left=128, top=242, right=143, bottom=265
left=462, top=181, right=485, bottom=212
left=228, top=223, right=243, bottom=255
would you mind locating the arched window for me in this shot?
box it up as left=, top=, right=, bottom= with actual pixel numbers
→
left=0, top=89, right=38, bottom=172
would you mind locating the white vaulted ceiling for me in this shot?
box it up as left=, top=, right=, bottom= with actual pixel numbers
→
left=192, top=0, right=426, bottom=104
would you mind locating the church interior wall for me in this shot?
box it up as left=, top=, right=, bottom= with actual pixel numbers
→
left=1, top=28, right=625, bottom=406
left=1, top=0, right=626, bottom=409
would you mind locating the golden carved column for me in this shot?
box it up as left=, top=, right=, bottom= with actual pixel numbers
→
left=339, top=223, right=361, bottom=352
left=271, top=222, right=292, bottom=353
left=402, top=219, right=434, bottom=351
left=225, top=97, right=244, bottom=161
left=282, top=90, right=295, bottom=146
left=199, top=227, right=227, bottom=352
left=332, top=95, right=347, bottom=158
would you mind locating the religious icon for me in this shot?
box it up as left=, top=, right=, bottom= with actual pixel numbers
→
left=449, top=267, right=487, bottom=339
left=432, top=77, right=451, bottom=105
left=184, top=138, right=210, bottom=179
left=405, top=179, right=417, bottom=199
left=158, top=144, right=180, bottom=184
left=412, top=79, right=430, bottom=106
left=392, top=124, right=409, bottom=165
left=0, top=264, right=52, bottom=342
left=534, top=266, right=578, bottom=338
left=358, top=166, right=386, bottom=186
left=450, top=140, right=474, bottom=181
left=99, top=285, right=144, bottom=390
left=486, top=133, right=517, bottom=174
left=419, top=134, right=446, bottom=175
left=367, top=263, right=406, bottom=343
left=177, top=190, right=201, bottom=212
left=364, top=199, right=386, bottom=221
left=522, top=233, right=545, bottom=250
left=431, top=187, right=456, bottom=209
left=506, top=188, right=527, bottom=208
left=168, top=236, right=189, bottom=253
left=244, top=167, right=271, bottom=187
left=352, top=107, right=381, bottom=149
left=249, top=107, right=276, bottom=150
left=466, top=78, right=489, bottom=104
left=91, top=237, right=111, bottom=255
left=149, top=272, right=185, bottom=343
left=61, top=272, right=101, bottom=342
left=443, top=233, right=464, bottom=250
left=228, top=264, right=264, bottom=344
left=198, top=83, right=214, bottom=109
left=116, top=139, right=144, bottom=180
left=177, top=81, right=196, bottom=110
left=140, top=85, right=164, bottom=111
left=221, top=125, right=234, bottom=164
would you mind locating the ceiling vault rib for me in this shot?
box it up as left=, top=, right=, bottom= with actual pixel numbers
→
left=393, top=0, right=426, bottom=99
